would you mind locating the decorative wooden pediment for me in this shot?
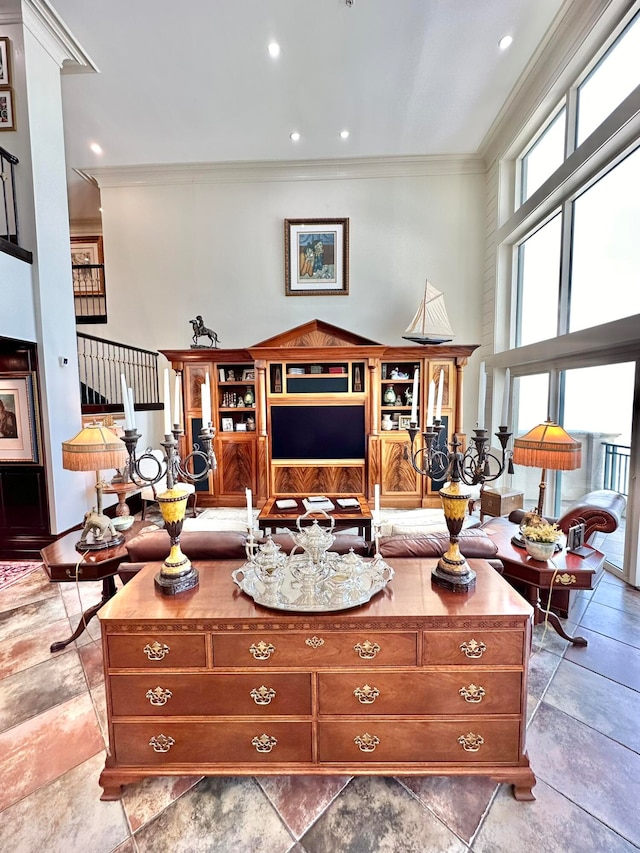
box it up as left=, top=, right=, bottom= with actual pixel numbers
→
left=252, top=319, right=381, bottom=349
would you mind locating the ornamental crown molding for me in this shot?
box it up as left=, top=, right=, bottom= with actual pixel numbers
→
left=481, top=0, right=630, bottom=164
left=22, top=0, right=98, bottom=72
left=79, top=153, right=486, bottom=189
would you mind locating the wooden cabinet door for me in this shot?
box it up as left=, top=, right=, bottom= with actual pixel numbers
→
left=380, top=433, right=422, bottom=501
left=217, top=436, right=256, bottom=497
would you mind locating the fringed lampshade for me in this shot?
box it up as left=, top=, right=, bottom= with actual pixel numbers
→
left=62, top=423, right=127, bottom=473
left=62, top=424, right=127, bottom=549
left=512, top=420, right=582, bottom=517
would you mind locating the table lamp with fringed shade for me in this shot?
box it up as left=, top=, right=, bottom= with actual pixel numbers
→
left=62, top=423, right=128, bottom=551
left=512, top=420, right=582, bottom=519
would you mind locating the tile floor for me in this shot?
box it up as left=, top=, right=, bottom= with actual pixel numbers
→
left=0, top=546, right=639, bottom=852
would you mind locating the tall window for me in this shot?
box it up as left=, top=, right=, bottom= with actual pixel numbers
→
left=577, top=12, right=640, bottom=145
left=516, top=213, right=562, bottom=347
left=570, top=147, right=640, bottom=332
left=520, top=107, right=566, bottom=203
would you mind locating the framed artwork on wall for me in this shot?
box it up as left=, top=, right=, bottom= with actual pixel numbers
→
left=0, top=38, right=11, bottom=86
left=0, top=88, right=16, bottom=132
left=284, top=218, right=349, bottom=296
left=0, top=373, right=40, bottom=462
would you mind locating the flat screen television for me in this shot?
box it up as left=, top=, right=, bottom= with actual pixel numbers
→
left=270, top=405, right=365, bottom=460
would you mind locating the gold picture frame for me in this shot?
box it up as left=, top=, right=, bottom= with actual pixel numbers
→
left=0, top=373, right=40, bottom=462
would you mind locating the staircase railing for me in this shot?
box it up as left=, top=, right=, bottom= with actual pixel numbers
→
left=78, top=332, right=161, bottom=414
left=0, top=144, right=32, bottom=263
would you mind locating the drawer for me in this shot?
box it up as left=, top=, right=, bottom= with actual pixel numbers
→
left=318, top=719, right=522, bottom=763
left=113, top=721, right=312, bottom=765
left=318, top=670, right=522, bottom=715
left=109, top=672, right=312, bottom=716
left=106, top=633, right=207, bottom=669
left=213, top=632, right=417, bottom=667
left=424, top=630, right=524, bottom=666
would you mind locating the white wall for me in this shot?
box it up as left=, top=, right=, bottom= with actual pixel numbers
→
left=0, top=252, right=36, bottom=341
left=82, top=161, right=487, bottom=434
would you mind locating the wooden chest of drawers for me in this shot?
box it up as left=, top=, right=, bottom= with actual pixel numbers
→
left=98, top=559, right=536, bottom=801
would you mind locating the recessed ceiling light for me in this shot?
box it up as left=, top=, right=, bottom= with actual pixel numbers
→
left=340, top=130, right=350, bottom=139
left=268, top=42, right=280, bottom=58
left=90, top=142, right=103, bottom=155
left=498, top=35, right=513, bottom=50
left=290, top=131, right=300, bottom=141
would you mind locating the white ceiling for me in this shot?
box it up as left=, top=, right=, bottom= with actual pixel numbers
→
left=50, top=0, right=566, bottom=222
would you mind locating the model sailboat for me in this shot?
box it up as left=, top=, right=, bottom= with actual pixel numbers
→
left=402, top=279, right=454, bottom=344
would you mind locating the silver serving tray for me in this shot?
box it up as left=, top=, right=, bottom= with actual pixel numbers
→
left=232, top=553, right=393, bottom=613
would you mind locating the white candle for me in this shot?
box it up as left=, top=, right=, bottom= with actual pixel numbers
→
left=410, top=368, right=419, bottom=423
left=120, top=374, right=132, bottom=429
left=173, top=374, right=182, bottom=428
left=477, top=362, right=486, bottom=430
left=501, top=368, right=511, bottom=427
left=128, top=386, right=136, bottom=430
left=245, top=487, right=253, bottom=529
left=373, top=484, right=380, bottom=525
left=435, top=369, right=444, bottom=421
left=201, top=383, right=211, bottom=426
left=426, top=379, right=435, bottom=426
left=163, top=368, right=171, bottom=435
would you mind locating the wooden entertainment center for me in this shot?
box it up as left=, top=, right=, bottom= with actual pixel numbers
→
left=161, top=320, right=478, bottom=510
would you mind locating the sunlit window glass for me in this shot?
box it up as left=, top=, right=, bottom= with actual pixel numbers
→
left=577, top=13, right=640, bottom=145
left=516, top=213, right=562, bottom=347
left=520, top=107, right=566, bottom=203
left=511, top=373, right=550, bottom=508
left=570, top=147, right=640, bottom=332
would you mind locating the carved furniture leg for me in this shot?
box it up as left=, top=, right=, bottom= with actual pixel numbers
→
left=50, top=576, right=117, bottom=652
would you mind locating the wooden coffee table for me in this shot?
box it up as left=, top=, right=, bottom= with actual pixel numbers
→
left=481, top=516, right=606, bottom=646
left=258, top=494, right=372, bottom=538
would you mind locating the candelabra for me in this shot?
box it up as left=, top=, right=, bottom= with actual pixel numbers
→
left=405, top=420, right=513, bottom=592
left=121, top=423, right=217, bottom=595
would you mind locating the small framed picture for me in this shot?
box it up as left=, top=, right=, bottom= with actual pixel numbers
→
left=242, top=369, right=255, bottom=381
left=221, top=417, right=234, bottom=432
left=0, top=87, right=16, bottom=132
left=285, top=218, right=349, bottom=296
left=398, top=415, right=413, bottom=430
left=0, top=373, right=39, bottom=462
left=218, top=368, right=226, bottom=382
left=235, top=422, right=247, bottom=432
left=0, top=38, right=12, bottom=87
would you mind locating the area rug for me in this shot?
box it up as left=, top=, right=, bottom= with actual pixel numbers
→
left=0, top=561, right=43, bottom=592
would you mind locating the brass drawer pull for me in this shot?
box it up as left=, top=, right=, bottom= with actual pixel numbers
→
left=555, top=572, right=577, bottom=586
left=305, top=636, right=325, bottom=648
left=149, top=734, right=175, bottom=753
left=459, top=683, right=485, bottom=704
left=252, top=733, right=278, bottom=753
left=353, top=640, right=381, bottom=659
left=250, top=685, right=277, bottom=705
left=146, top=686, right=173, bottom=706
left=457, top=732, right=484, bottom=752
left=459, top=639, right=486, bottom=659
left=354, top=684, right=380, bottom=704
left=249, top=641, right=275, bottom=660
left=354, top=733, right=380, bottom=752
left=143, top=641, right=170, bottom=661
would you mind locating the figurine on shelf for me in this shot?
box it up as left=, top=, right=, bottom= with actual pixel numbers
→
left=404, top=388, right=413, bottom=406
left=189, top=316, right=219, bottom=349
left=384, top=385, right=397, bottom=405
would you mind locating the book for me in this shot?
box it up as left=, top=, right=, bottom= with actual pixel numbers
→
left=302, top=497, right=335, bottom=512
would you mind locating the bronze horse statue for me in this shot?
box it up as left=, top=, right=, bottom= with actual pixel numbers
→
left=190, top=316, right=219, bottom=348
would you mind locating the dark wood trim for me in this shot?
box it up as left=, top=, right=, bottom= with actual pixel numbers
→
left=0, top=235, right=33, bottom=264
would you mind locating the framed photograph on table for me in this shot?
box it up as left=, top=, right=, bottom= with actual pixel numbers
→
left=0, top=88, right=16, bottom=132
left=0, top=373, right=40, bottom=462
left=398, top=415, right=413, bottom=430
left=285, top=218, right=349, bottom=296
left=242, top=369, right=255, bottom=381
left=221, top=417, right=234, bottom=432
left=0, top=38, right=12, bottom=86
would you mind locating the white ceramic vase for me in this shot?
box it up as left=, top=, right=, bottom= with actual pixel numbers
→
left=523, top=537, right=556, bottom=561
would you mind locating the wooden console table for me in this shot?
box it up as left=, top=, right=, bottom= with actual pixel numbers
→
left=98, top=559, right=535, bottom=801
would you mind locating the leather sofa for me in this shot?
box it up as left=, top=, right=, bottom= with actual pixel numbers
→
left=119, top=526, right=503, bottom=584
left=505, top=488, right=626, bottom=545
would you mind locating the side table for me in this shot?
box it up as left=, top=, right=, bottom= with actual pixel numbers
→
left=102, top=482, right=140, bottom=517
left=41, top=519, right=151, bottom=652
left=481, top=516, right=605, bottom=646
